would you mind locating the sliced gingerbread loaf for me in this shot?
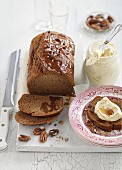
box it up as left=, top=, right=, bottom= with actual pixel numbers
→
left=18, top=94, right=63, bottom=117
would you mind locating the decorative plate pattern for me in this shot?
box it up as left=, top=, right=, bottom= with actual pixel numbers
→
left=69, top=85, right=122, bottom=147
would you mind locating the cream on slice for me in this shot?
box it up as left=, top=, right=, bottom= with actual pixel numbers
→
left=94, top=97, right=122, bottom=121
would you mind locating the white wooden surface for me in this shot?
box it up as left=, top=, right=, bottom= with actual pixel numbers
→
left=0, top=0, right=122, bottom=169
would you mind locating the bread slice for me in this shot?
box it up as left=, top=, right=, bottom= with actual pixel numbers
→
left=15, top=111, right=60, bottom=125
left=18, top=94, right=63, bottom=117
left=87, top=108, right=113, bottom=132
left=86, top=96, right=122, bottom=132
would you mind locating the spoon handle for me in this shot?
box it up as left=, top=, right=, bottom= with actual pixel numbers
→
left=104, top=24, right=122, bottom=44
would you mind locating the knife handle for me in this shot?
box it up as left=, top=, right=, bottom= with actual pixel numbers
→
left=0, top=107, right=13, bottom=151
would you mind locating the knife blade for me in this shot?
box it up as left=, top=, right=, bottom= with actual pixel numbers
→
left=0, top=50, right=20, bottom=151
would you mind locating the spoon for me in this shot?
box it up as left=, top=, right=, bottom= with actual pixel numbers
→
left=99, top=24, right=122, bottom=51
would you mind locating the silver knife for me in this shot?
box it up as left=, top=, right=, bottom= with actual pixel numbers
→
left=0, top=50, right=20, bottom=151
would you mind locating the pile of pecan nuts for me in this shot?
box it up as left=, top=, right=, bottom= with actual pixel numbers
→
left=18, top=127, right=59, bottom=143
left=86, top=13, right=114, bottom=31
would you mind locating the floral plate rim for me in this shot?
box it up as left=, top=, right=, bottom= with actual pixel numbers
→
left=69, top=85, right=122, bottom=147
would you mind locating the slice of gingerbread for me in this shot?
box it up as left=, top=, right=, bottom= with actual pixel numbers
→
left=18, top=94, right=63, bottom=117
left=87, top=107, right=113, bottom=132
left=86, top=96, right=122, bottom=132
left=15, top=111, right=60, bottom=125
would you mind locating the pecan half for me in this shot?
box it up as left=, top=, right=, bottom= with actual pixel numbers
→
left=40, top=131, right=48, bottom=143
left=18, top=134, right=31, bottom=142
left=107, top=16, right=113, bottom=23
left=49, top=129, right=59, bottom=137
left=58, top=120, right=64, bottom=125
left=33, top=127, right=46, bottom=135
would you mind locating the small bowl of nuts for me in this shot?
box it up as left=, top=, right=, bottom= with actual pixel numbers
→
left=85, top=12, right=115, bottom=32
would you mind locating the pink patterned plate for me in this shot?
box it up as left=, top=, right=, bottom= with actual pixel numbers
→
left=69, top=85, right=122, bottom=147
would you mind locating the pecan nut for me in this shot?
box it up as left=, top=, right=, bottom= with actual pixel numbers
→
left=49, top=129, right=59, bottom=137
left=107, top=16, right=113, bottom=23
left=33, top=127, right=46, bottom=135
left=18, top=134, right=31, bottom=142
left=58, top=120, right=64, bottom=124
left=40, top=131, right=48, bottom=143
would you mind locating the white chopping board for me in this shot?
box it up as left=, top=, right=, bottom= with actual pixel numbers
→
left=16, top=110, right=122, bottom=152
left=15, top=48, right=122, bottom=152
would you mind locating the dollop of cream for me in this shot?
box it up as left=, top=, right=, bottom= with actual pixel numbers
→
left=94, top=97, right=122, bottom=121
left=86, top=41, right=116, bottom=65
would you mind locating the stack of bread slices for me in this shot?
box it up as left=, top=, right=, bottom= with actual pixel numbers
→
left=15, top=94, right=63, bottom=125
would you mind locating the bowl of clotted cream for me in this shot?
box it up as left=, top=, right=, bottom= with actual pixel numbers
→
left=84, top=41, right=120, bottom=86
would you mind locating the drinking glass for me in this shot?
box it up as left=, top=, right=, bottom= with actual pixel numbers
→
left=49, top=0, right=69, bottom=33
left=34, top=0, right=50, bottom=32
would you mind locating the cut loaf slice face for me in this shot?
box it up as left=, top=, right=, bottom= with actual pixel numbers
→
left=15, top=111, right=60, bottom=125
left=27, top=72, right=74, bottom=96
left=18, top=94, right=63, bottom=117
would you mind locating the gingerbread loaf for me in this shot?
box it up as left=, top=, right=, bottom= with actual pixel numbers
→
left=27, top=31, right=75, bottom=96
